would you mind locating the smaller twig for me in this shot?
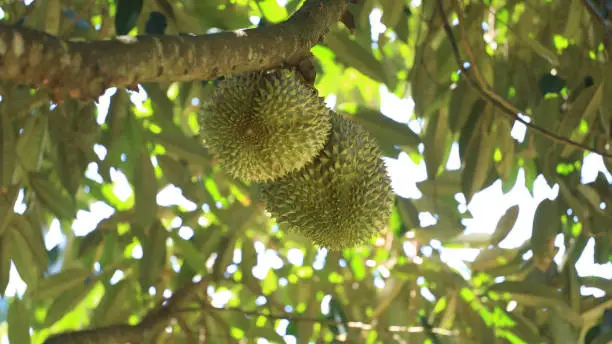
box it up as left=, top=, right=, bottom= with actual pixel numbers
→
left=176, top=304, right=468, bottom=338
left=437, top=0, right=612, bottom=159
left=583, top=0, right=608, bottom=28
left=583, top=0, right=612, bottom=55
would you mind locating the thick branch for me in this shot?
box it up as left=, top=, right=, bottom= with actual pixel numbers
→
left=0, top=0, right=347, bottom=100
left=43, top=278, right=209, bottom=344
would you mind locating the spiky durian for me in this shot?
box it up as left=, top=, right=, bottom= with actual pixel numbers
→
left=198, top=69, right=331, bottom=182
left=261, top=112, right=394, bottom=250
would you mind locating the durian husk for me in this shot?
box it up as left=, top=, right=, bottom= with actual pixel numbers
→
left=261, top=112, right=394, bottom=250
left=199, top=69, right=331, bottom=182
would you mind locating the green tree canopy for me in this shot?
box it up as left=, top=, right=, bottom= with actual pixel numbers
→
left=0, top=0, right=611, bottom=343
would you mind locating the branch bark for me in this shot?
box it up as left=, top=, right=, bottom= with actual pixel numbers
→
left=43, top=278, right=210, bottom=344
left=0, top=0, right=348, bottom=101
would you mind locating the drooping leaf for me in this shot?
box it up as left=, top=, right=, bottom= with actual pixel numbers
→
left=0, top=233, right=10, bottom=296
left=138, top=221, right=167, bottom=290
left=11, top=215, right=46, bottom=272
left=115, top=0, right=143, bottom=35
left=324, top=30, right=390, bottom=87
left=9, top=226, right=41, bottom=287
left=134, top=147, right=158, bottom=229
left=531, top=199, right=560, bottom=271
left=379, top=0, right=403, bottom=29
left=28, top=172, right=76, bottom=220
left=44, top=277, right=98, bottom=326
left=92, top=279, right=135, bottom=327
left=0, top=186, right=19, bottom=236
left=15, top=114, right=47, bottom=174
left=424, top=109, right=450, bottom=179
left=145, top=12, right=167, bottom=35
left=28, top=267, right=93, bottom=302
left=538, top=72, right=566, bottom=96
left=461, top=128, right=495, bottom=202
left=490, top=205, right=520, bottom=246
left=0, top=111, right=16, bottom=185
left=488, top=281, right=582, bottom=326
left=169, top=230, right=206, bottom=273
left=350, top=107, right=420, bottom=157
left=7, top=297, right=30, bottom=344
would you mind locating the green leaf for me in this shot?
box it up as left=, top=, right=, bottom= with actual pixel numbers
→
left=531, top=199, right=559, bottom=271
left=138, top=221, right=167, bottom=290
left=9, top=226, right=41, bottom=287
left=15, top=114, right=47, bottom=173
left=593, top=232, right=609, bottom=264
left=490, top=205, right=519, bottom=246
left=461, top=129, right=495, bottom=202
left=590, top=331, right=612, bottom=344
left=576, top=184, right=602, bottom=211
left=488, top=281, right=582, bottom=326
left=8, top=297, right=30, bottom=344
left=115, top=0, right=143, bottom=35
left=55, top=140, right=88, bottom=196
left=0, top=233, right=10, bottom=296
left=395, top=196, right=420, bottom=228
left=424, top=109, right=450, bottom=179
left=92, top=280, right=135, bottom=327
left=350, top=107, right=420, bottom=157
left=256, top=0, right=288, bottom=23
left=449, top=81, right=479, bottom=133
left=28, top=173, right=76, bottom=219
left=146, top=131, right=211, bottom=166
left=157, top=154, right=191, bottom=187
left=11, top=215, right=47, bottom=272
left=44, top=277, right=98, bottom=326
left=458, top=99, right=486, bottom=161
left=506, top=311, right=542, bottom=343
left=134, top=147, right=158, bottom=228
left=77, top=230, right=104, bottom=258
left=324, top=30, right=389, bottom=87
left=561, top=82, right=603, bottom=157
left=349, top=254, right=366, bottom=280
left=0, top=186, right=19, bottom=236
left=517, top=31, right=560, bottom=65
left=538, top=73, right=565, bottom=96
left=28, top=267, right=92, bottom=302
left=0, top=111, right=17, bottom=185
left=564, top=0, right=582, bottom=39
left=456, top=296, right=496, bottom=342
left=471, top=247, right=523, bottom=272
left=448, top=232, right=494, bottom=248
left=169, top=230, right=207, bottom=273
left=393, top=8, right=409, bottom=42
left=379, top=0, right=403, bottom=29
left=600, top=64, right=612, bottom=137
left=261, top=270, right=278, bottom=295
left=106, top=89, right=130, bottom=141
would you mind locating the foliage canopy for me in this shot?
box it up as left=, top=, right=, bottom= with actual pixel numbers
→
left=0, top=0, right=611, bottom=343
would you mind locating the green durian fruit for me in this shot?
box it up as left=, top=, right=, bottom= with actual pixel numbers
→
left=198, top=69, right=331, bottom=182
left=261, top=112, right=394, bottom=250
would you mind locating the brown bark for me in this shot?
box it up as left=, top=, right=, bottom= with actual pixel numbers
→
left=0, top=0, right=347, bottom=101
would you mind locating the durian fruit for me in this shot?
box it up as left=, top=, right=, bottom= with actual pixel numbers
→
left=198, top=69, right=331, bottom=182
left=261, top=112, right=394, bottom=250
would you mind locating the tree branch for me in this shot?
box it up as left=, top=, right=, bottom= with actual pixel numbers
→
left=438, top=0, right=612, bottom=159
left=0, top=0, right=347, bottom=101
left=582, top=0, right=609, bottom=29
left=582, top=0, right=612, bottom=54
left=175, top=304, right=477, bottom=341
left=43, top=278, right=209, bottom=344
